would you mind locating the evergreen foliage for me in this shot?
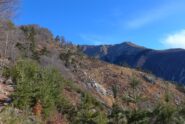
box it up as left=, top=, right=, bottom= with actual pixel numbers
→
left=73, top=93, right=108, bottom=124
left=4, top=59, right=64, bottom=118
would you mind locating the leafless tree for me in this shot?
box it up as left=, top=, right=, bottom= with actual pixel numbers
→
left=0, top=0, right=19, bottom=69
left=0, top=0, right=19, bottom=19
left=0, top=21, right=24, bottom=69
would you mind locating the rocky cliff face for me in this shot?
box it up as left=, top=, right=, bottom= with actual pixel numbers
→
left=82, top=42, right=185, bottom=84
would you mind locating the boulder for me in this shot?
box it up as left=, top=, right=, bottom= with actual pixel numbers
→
left=143, top=74, right=156, bottom=84
left=5, top=78, right=13, bottom=85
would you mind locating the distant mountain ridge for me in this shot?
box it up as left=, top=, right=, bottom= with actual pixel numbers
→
left=82, top=42, right=185, bottom=84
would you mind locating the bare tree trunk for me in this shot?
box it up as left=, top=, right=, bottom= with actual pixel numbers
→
left=10, top=40, right=15, bottom=62
left=4, top=31, right=9, bottom=58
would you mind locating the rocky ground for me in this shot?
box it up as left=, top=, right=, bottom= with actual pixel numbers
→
left=0, top=77, right=14, bottom=108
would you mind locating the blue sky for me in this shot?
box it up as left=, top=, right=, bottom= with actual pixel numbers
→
left=15, top=0, right=185, bottom=49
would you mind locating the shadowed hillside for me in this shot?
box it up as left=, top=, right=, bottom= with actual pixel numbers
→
left=82, top=42, right=185, bottom=84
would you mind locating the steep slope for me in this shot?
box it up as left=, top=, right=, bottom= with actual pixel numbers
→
left=142, top=49, right=185, bottom=83
left=0, top=23, right=183, bottom=108
left=35, top=39, right=185, bottom=108
left=82, top=42, right=148, bottom=66
left=0, top=23, right=185, bottom=123
left=70, top=55, right=185, bottom=108
left=32, top=37, right=185, bottom=107
left=82, top=42, right=185, bottom=84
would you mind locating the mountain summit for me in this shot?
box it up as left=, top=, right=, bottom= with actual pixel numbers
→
left=82, top=42, right=185, bottom=84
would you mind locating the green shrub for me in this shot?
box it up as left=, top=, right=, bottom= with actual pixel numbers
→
left=4, top=59, right=64, bottom=118
left=71, top=92, right=107, bottom=124
left=0, top=107, right=42, bottom=124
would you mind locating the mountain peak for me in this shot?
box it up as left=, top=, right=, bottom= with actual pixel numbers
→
left=120, top=41, right=145, bottom=49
